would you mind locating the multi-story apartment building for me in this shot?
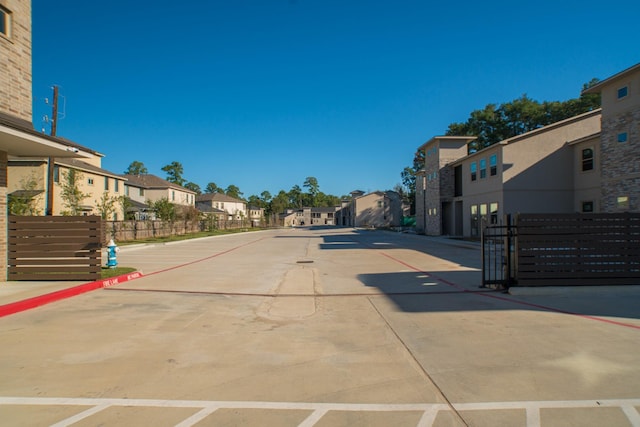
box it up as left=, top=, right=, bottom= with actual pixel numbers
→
left=415, top=62, right=639, bottom=238
left=336, top=190, right=403, bottom=228
left=583, top=63, right=640, bottom=212
left=416, top=110, right=602, bottom=237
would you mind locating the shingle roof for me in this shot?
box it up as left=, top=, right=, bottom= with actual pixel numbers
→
left=55, top=158, right=122, bottom=178
left=122, top=174, right=196, bottom=193
left=0, top=111, right=100, bottom=155
left=196, top=192, right=245, bottom=204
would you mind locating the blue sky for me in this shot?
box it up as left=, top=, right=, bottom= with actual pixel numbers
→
left=32, top=0, right=639, bottom=199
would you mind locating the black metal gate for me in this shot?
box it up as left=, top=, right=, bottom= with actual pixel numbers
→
left=481, top=215, right=516, bottom=288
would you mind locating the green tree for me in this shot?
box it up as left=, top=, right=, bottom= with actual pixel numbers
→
left=303, top=176, right=319, bottom=206
left=120, top=196, right=135, bottom=220
left=288, top=185, right=303, bottom=208
left=96, top=192, right=121, bottom=220
left=270, top=190, right=290, bottom=216
left=444, top=83, right=601, bottom=151
left=60, top=168, right=89, bottom=215
left=8, top=173, right=42, bottom=216
left=161, top=161, right=186, bottom=186
left=150, top=197, right=176, bottom=221
left=225, top=184, right=243, bottom=199
left=124, top=161, right=148, bottom=175
left=184, top=181, right=201, bottom=194
left=205, top=182, right=220, bottom=193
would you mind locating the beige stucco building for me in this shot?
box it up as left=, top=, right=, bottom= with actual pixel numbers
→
left=416, top=110, right=602, bottom=237
left=123, top=174, right=196, bottom=211
left=336, top=190, right=403, bottom=228
left=196, top=192, right=246, bottom=220
left=0, top=0, right=101, bottom=280
left=9, top=156, right=126, bottom=218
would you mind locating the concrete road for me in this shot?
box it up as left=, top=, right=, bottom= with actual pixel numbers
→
left=1, top=227, right=639, bottom=426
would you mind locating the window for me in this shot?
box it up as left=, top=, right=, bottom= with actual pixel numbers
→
left=617, top=196, right=629, bottom=210
left=87, top=178, right=94, bottom=185
left=618, top=132, right=628, bottom=143
left=139, top=188, right=144, bottom=197
left=104, top=177, right=109, bottom=191
left=114, top=180, right=119, bottom=192
left=0, top=6, right=11, bottom=38
left=490, top=203, right=499, bottom=224
left=582, top=148, right=594, bottom=171
left=582, top=201, right=594, bottom=213
left=479, top=159, right=487, bottom=179
left=53, top=165, right=60, bottom=183
left=617, top=86, right=628, bottom=99
left=490, top=154, right=497, bottom=176
left=470, top=162, right=477, bottom=181
left=377, top=200, right=383, bottom=208
left=172, top=191, right=175, bottom=201
left=125, top=186, right=130, bottom=196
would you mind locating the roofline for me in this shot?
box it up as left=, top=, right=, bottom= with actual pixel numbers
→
left=448, top=108, right=602, bottom=166
left=582, top=63, right=640, bottom=94
left=418, top=135, right=476, bottom=152
left=567, top=132, right=601, bottom=146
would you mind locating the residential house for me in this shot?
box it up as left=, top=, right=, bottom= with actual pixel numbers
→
left=9, top=156, right=126, bottom=218
left=280, top=209, right=297, bottom=227
left=196, top=192, right=247, bottom=220
left=121, top=176, right=154, bottom=219
left=416, top=109, right=602, bottom=237
left=123, top=174, right=196, bottom=213
left=583, top=63, right=640, bottom=212
left=336, top=190, right=403, bottom=228
left=0, top=0, right=101, bottom=279
left=247, top=206, right=265, bottom=227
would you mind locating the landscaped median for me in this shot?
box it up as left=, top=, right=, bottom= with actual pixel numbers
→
left=0, top=271, right=143, bottom=318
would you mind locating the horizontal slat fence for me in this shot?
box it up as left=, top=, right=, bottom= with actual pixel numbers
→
left=516, top=213, right=640, bottom=286
left=8, top=216, right=103, bottom=281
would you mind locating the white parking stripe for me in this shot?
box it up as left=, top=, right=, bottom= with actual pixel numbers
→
left=1, top=397, right=640, bottom=427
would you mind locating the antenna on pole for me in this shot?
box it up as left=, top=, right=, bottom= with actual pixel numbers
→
left=46, top=85, right=60, bottom=215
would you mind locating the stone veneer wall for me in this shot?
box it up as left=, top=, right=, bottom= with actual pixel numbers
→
left=0, top=0, right=32, bottom=121
left=600, top=109, right=640, bottom=212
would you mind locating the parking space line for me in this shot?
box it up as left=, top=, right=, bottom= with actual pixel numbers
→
left=2, top=397, right=639, bottom=427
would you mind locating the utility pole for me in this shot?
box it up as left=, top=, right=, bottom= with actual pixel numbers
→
left=46, top=85, right=59, bottom=216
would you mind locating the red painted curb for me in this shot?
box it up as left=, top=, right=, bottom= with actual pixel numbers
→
left=0, top=271, right=144, bottom=318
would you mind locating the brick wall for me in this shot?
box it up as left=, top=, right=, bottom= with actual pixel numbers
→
left=0, top=0, right=32, bottom=121
left=600, top=109, right=640, bottom=212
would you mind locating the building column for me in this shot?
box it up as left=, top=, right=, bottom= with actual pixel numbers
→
left=0, top=150, right=7, bottom=281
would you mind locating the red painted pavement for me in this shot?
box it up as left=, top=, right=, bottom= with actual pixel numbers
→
left=0, top=272, right=143, bottom=318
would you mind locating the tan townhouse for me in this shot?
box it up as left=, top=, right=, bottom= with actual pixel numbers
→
left=416, top=109, right=602, bottom=237
left=196, top=192, right=246, bottom=220
left=122, top=174, right=197, bottom=212
left=9, top=155, right=127, bottom=218
left=0, top=0, right=102, bottom=279
left=336, top=190, right=403, bottom=228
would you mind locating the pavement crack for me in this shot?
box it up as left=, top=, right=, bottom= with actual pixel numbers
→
left=366, top=296, right=470, bottom=427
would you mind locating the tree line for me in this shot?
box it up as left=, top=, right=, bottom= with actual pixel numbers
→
left=125, top=161, right=345, bottom=217
left=400, top=79, right=602, bottom=214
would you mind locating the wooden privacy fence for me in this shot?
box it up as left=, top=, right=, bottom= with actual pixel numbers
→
left=516, top=213, right=640, bottom=286
left=8, top=216, right=103, bottom=281
left=103, top=219, right=252, bottom=242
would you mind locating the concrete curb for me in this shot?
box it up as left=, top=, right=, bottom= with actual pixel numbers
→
left=508, top=285, right=640, bottom=296
left=0, top=271, right=144, bottom=318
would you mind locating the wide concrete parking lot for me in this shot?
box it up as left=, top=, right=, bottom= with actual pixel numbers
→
left=1, top=227, right=639, bottom=426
